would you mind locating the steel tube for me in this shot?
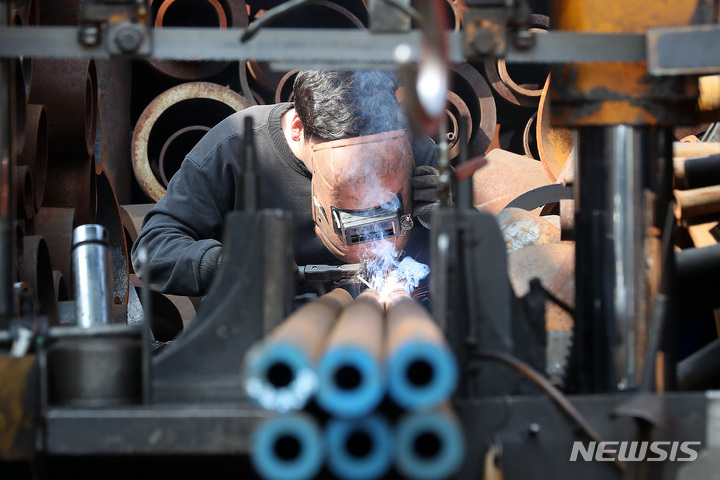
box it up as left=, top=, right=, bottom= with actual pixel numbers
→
left=395, top=406, right=465, bottom=480
left=316, top=290, right=385, bottom=418
left=674, top=184, right=720, bottom=218
left=385, top=293, right=457, bottom=411
left=245, top=288, right=352, bottom=412
left=251, top=413, right=324, bottom=480
left=131, top=82, right=251, bottom=201
left=17, top=104, right=48, bottom=211
left=574, top=126, right=655, bottom=392
left=72, top=224, right=113, bottom=328
left=325, top=414, right=393, bottom=480
left=158, top=125, right=210, bottom=186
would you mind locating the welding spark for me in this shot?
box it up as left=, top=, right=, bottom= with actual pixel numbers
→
left=358, top=239, right=430, bottom=303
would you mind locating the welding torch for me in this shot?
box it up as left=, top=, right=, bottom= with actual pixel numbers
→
left=295, top=263, right=363, bottom=285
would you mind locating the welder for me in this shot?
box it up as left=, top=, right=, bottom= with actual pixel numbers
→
left=130, top=70, right=441, bottom=300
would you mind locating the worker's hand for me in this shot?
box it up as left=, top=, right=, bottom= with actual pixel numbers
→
left=412, top=165, right=441, bottom=228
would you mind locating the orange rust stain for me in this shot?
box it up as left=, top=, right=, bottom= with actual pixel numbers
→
left=552, top=0, right=696, bottom=32
left=559, top=100, right=659, bottom=126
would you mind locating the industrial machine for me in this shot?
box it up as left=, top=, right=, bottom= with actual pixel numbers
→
left=1, top=0, right=720, bottom=479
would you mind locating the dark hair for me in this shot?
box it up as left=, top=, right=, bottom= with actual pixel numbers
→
left=293, top=70, right=402, bottom=141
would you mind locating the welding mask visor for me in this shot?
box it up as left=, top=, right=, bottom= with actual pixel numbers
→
left=311, top=130, right=415, bottom=264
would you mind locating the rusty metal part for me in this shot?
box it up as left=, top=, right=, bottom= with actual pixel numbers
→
left=28, top=59, right=97, bottom=157
left=472, top=148, right=551, bottom=215
left=674, top=141, right=720, bottom=159
left=698, top=74, right=720, bottom=113
left=13, top=59, right=26, bottom=154
left=448, top=61, right=496, bottom=158
left=508, top=242, right=575, bottom=332
left=14, top=166, right=35, bottom=220
left=132, top=82, right=252, bottom=201
left=13, top=0, right=38, bottom=26
left=674, top=185, right=720, bottom=219
left=34, top=207, right=77, bottom=299
left=158, top=125, right=211, bottom=186
left=385, top=293, right=457, bottom=410
left=128, top=274, right=185, bottom=340
left=266, top=288, right=352, bottom=359
left=559, top=199, right=575, bottom=241
left=496, top=207, right=561, bottom=252
left=94, top=58, right=133, bottom=204
left=273, top=69, right=299, bottom=104
left=96, top=169, right=130, bottom=306
left=316, top=290, right=385, bottom=417
left=483, top=29, right=548, bottom=109
left=444, top=0, right=463, bottom=31
left=53, top=270, right=69, bottom=302
left=0, top=356, right=38, bottom=461
left=550, top=0, right=700, bottom=127
left=119, top=204, right=154, bottom=246
left=452, top=154, right=487, bottom=182
left=147, top=0, right=248, bottom=80
left=17, top=104, right=48, bottom=211
left=42, top=156, right=96, bottom=226
left=537, top=75, right=574, bottom=182
left=523, top=111, right=538, bottom=159
left=20, top=235, right=58, bottom=324
left=246, top=1, right=365, bottom=97
left=244, top=288, right=352, bottom=411
left=13, top=282, right=35, bottom=317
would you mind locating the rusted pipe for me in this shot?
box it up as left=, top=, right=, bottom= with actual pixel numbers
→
left=523, top=111, right=539, bottom=159
left=19, top=235, right=58, bottom=324
left=28, top=59, right=97, bottom=158
left=132, top=82, right=252, bottom=201
left=34, top=207, right=77, bottom=298
left=14, top=165, right=34, bottom=220
left=448, top=61, right=496, bottom=157
left=537, top=75, right=574, bottom=182
left=273, top=69, right=299, bottom=104
left=147, top=0, right=248, bottom=80
left=385, top=292, right=457, bottom=411
left=316, top=290, right=385, bottom=418
left=17, top=104, right=47, bottom=211
left=244, top=288, right=353, bottom=412
left=472, top=148, right=552, bottom=215
left=158, top=125, right=211, bottom=186
left=674, top=185, right=720, bottom=219
left=96, top=169, right=130, bottom=306
left=42, top=156, right=96, bottom=226
left=13, top=59, right=26, bottom=154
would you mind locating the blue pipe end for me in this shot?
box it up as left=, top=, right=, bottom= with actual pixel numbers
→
left=244, top=342, right=318, bottom=412
left=251, top=414, right=324, bottom=480
left=395, top=411, right=465, bottom=480
left=325, top=414, right=394, bottom=480
left=316, top=346, right=384, bottom=418
left=387, top=341, right=457, bottom=411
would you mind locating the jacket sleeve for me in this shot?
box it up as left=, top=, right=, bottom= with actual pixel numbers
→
left=130, top=158, right=232, bottom=296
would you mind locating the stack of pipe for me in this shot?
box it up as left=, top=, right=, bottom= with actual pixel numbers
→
left=244, top=289, right=463, bottom=480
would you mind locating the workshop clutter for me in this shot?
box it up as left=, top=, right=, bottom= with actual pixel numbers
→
left=244, top=288, right=463, bottom=480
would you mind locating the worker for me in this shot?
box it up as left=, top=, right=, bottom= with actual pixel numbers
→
left=130, top=69, right=441, bottom=299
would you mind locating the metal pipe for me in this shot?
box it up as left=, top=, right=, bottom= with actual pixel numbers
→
left=158, top=125, right=210, bottom=186
left=250, top=413, right=324, bottom=480
left=574, top=125, right=654, bottom=392
left=674, top=153, right=720, bottom=189
left=71, top=224, right=113, bottom=328
left=244, top=288, right=352, bottom=412
left=674, top=184, right=720, bottom=218
left=395, top=406, right=465, bottom=480
left=677, top=337, right=720, bottom=391
left=316, top=290, right=385, bottom=418
left=324, top=414, right=394, bottom=480
left=385, top=292, right=457, bottom=410
left=17, top=104, right=48, bottom=211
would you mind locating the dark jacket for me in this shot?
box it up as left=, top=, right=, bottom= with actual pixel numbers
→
left=131, top=103, right=437, bottom=296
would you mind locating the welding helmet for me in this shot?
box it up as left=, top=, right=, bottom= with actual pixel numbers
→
left=311, top=129, right=415, bottom=264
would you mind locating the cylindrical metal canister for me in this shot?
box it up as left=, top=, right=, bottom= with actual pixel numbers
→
left=72, top=224, right=113, bottom=328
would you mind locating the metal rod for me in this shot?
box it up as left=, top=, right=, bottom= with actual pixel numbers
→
left=244, top=288, right=352, bottom=412
left=324, top=414, right=394, bottom=480
left=385, top=292, right=457, bottom=410
left=0, top=2, right=14, bottom=330
left=316, top=290, right=385, bottom=418
left=71, top=224, right=113, bottom=328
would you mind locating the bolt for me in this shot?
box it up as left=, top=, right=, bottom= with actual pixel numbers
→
left=78, top=25, right=101, bottom=47
left=472, top=28, right=497, bottom=56
left=114, top=26, right=143, bottom=53
left=528, top=423, right=541, bottom=437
